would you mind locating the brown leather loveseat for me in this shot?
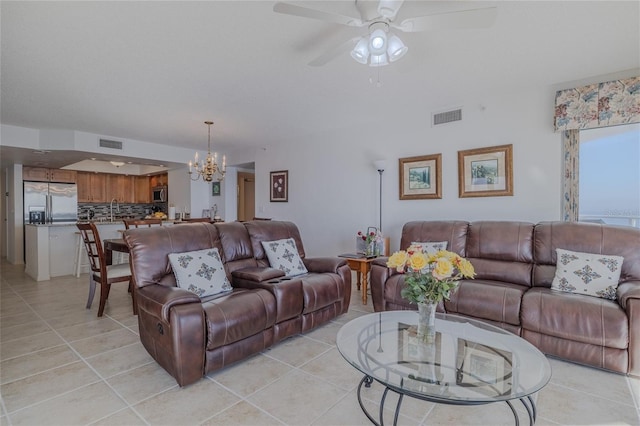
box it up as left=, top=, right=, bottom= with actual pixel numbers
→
left=124, top=220, right=351, bottom=386
left=370, top=220, right=640, bottom=377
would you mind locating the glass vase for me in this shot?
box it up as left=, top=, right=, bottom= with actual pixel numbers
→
left=365, top=241, right=379, bottom=257
left=417, top=301, right=437, bottom=343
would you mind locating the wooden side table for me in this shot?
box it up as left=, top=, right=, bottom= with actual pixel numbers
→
left=343, top=257, right=379, bottom=305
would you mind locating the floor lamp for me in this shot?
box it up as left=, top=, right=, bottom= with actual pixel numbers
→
left=374, top=160, right=386, bottom=232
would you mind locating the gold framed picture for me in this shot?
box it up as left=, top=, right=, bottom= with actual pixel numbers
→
left=399, top=154, right=442, bottom=200
left=458, top=144, right=513, bottom=198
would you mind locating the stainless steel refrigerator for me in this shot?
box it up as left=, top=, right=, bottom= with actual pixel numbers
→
left=24, top=181, right=78, bottom=224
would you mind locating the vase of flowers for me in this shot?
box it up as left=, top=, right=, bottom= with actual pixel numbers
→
left=357, top=228, right=383, bottom=257
left=387, top=245, right=475, bottom=342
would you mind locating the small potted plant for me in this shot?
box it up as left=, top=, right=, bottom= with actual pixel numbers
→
left=357, top=228, right=383, bottom=257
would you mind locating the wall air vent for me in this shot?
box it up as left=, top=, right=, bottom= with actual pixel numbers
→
left=432, top=108, right=462, bottom=126
left=99, top=139, right=123, bottom=150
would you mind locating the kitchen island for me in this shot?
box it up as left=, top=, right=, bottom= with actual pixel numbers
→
left=24, top=221, right=173, bottom=281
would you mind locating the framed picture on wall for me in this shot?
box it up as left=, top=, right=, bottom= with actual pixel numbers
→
left=211, top=181, right=221, bottom=196
left=458, top=144, right=513, bottom=198
left=399, top=154, right=442, bottom=200
left=270, top=170, right=288, bottom=202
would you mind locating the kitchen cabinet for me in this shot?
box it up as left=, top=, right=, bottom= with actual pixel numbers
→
left=23, top=167, right=77, bottom=183
left=134, top=176, right=151, bottom=203
left=150, top=173, right=168, bottom=188
left=77, top=172, right=107, bottom=202
left=106, top=174, right=135, bottom=203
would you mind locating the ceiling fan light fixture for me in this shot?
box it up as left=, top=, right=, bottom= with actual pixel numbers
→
left=351, top=37, right=370, bottom=64
left=369, top=53, right=389, bottom=67
left=387, top=33, right=408, bottom=62
left=368, top=28, right=387, bottom=55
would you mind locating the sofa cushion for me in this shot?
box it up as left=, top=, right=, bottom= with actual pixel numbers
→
left=203, top=288, right=276, bottom=351
left=400, top=221, right=468, bottom=256
left=522, top=287, right=628, bottom=349
left=168, top=248, right=232, bottom=298
left=552, top=248, right=623, bottom=300
left=445, top=279, right=526, bottom=326
left=262, top=238, right=308, bottom=277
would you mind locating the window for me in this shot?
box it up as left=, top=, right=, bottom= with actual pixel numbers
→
left=579, top=123, right=640, bottom=228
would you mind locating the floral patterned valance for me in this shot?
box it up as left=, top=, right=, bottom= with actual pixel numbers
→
left=554, top=76, right=640, bottom=132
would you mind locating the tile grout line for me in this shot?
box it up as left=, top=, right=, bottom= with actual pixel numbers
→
left=2, top=279, right=150, bottom=425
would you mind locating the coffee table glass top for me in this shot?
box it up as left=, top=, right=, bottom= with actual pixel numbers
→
left=336, top=311, right=551, bottom=404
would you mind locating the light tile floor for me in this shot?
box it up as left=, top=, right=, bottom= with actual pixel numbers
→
left=1, top=259, right=639, bottom=425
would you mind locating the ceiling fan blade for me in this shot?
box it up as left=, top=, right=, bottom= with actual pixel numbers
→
left=273, top=2, right=363, bottom=27
left=378, top=0, right=404, bottom=20
left=308, top=37, right=361, bottom=67
left=396, top=7, right=497, bottom=32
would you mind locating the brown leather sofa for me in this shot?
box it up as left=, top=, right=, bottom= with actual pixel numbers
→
left=124, top=220, right=351, bottom=386
left=370, top=220, right=640, bottom=377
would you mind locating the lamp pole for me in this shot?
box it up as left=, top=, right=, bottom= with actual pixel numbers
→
left=374, top=160, right=386, bottom=232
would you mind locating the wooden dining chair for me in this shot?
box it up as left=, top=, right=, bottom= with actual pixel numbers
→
left=180, top=217, right=212, bottom=223
left=76, top=222, right=135, bottom=317
left=122, top=218, right=163, bottom=229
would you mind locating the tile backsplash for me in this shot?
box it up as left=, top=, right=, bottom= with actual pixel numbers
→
left=78, top=203, right=157, bottom=221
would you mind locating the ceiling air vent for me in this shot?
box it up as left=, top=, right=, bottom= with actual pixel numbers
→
left=432, top=108, right=462, bottom=126
left=99, top=138, right=123, bottom=150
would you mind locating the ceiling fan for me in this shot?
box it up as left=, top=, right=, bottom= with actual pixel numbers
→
left=273, top=0, right=497, bottom=67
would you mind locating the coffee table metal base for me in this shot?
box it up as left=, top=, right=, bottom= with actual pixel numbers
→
left=356, top=375, right=537, bottom=426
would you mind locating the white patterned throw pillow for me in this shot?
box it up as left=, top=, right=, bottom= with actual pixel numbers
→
left=261, top=238, right=308, bottom=277
left=168, top=247, right=232, bottom=298
left=551, top=248, right=624, bottom=300
left=411, top=241, right=448, bottom=254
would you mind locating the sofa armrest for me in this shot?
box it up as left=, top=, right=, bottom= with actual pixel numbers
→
left=232, top=267, right=285, bottom=282
left=618, top=280, right=640, bottom=309
left=371, top=257, right=389, bottom=267
left=303, top=257, right=347, bottom=274
left=618, top=280, right=640, bottom=377
left=137, top=285, right=202, bottom=323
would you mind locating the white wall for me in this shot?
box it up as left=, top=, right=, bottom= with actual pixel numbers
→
left=254, top=85, right=562, bottom=257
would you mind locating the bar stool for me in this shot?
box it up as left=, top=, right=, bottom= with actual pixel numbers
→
left=74, top=231, right=89, bottom=277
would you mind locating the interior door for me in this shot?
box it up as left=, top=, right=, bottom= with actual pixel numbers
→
left=237, top=172, right=255, bottom=221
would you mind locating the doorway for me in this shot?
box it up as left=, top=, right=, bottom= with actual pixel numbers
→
left=237, top=172, right=255, bottom=221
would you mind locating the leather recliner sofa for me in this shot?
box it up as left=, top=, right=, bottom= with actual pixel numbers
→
left=370, top=220, right=640, bottom=377
left=124, top=220, right=351, bottom=386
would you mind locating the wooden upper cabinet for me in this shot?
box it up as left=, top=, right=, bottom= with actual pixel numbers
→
left=106, top=174, right=135, bottom=203
left=150, top=173, right=168, bottom=188
left=23, top=167, right=77, bottom=183
left=77, top=172, right=150, bottom=204
left=134, top=176, right=151, bottom=203
left=77, top=172, right=106, bottom=203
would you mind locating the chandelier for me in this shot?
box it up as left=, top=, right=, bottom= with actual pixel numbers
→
left=350, top=22, right=407, bottom=67
left=188, top=121, right=226, bottom=182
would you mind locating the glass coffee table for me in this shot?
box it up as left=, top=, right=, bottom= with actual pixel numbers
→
left=336, top=311, right=551, bottom=426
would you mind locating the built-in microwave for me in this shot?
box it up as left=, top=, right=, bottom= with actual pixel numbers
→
left=152, top=186, right=167, bottom=203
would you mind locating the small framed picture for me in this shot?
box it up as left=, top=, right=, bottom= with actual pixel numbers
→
left=211, top=181, right=221, bottom=196
left=456, top=338, right=513, bottom=396
left=399, top=154, right=442, bottom=200
left=270, top=170, right=288, bottom=202
left=458, top=144, right=513, bottom=198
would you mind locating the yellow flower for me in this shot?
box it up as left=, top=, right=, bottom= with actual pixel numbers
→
left=458, top=259, right=476, bottom=278
left=432, top=257, right=454, bottom=280
left=408, top=252, right=428, bottom=271
left=387, top=251, right=408, bottom=272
